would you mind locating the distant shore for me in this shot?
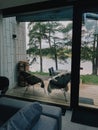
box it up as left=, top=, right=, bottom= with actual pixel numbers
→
left=28, top=56, right=92, bottom=75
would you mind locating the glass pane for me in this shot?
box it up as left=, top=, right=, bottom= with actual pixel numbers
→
left=26, top=21, right=72, bottom=106
left=6, top=6, right=73, bottom=107
left=79, top=12, right=98, bottom=108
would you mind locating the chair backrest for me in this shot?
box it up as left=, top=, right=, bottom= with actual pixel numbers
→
left=20, top=71, right=31, bottom=79
left=62, top=73, right=71, bottom=85
left=48, top=67, right=55, bottom=76
left=49, top=73, right=71, bottom=89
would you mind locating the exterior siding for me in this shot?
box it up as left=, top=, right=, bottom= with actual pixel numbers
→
left=0, top=16, right=26, bottom=88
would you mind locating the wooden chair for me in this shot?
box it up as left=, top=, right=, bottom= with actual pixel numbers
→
left=47, top=73, right=71, bottom=101
left=48, top=67, right=59, bottom=77
left=19, top=71, right=45, bottom=94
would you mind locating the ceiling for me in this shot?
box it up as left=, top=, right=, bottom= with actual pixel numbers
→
left=0, top=0, right=48, bottom=9
left=0, top=0, right=77, bottom=10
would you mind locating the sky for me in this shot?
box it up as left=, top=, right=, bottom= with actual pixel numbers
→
left=25, top=21, right=72, bottom=49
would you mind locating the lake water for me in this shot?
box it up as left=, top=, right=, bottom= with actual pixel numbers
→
left=28, top=56, right=92, bottom=75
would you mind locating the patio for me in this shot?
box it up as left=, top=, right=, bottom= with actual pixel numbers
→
left=6, top=74, right=70, bottom=106
left=5, top=74, right=98, bottom=109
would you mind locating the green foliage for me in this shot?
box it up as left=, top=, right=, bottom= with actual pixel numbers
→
left=29, top=71, right=49, bottom=76
left=26, top=47, right=39, bottom=55
left=28, top=47, right=71, bottom=60
left=81, top=74, right=98, bottom=85
left=61, top=23, right=72, bottom=33
left=81, top=46, right=93, bottom=61
left=27, top=21, right=72, bottom=72
left=57, top=48, right=71, bottom=60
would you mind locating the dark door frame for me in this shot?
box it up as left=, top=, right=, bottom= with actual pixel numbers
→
left=71, top=1, right=98, bottom=111
left=71, top=3, right=82, bottom=108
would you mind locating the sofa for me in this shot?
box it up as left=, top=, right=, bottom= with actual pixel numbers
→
left=0, top=77, right=9, bottom=96
left=0, top=97, right=62, bottom=130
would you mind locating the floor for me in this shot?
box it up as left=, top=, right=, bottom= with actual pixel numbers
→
left=62, top=110, right=98, bottom=130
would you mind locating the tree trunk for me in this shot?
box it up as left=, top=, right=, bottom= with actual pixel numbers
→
left=54, top=39, right=58, bottom=70
left=92, top=34, right=96, bottom=74
left=39, top=38, right=43, bottom=72
left=93, top=34, right=98, bottom=75
left=55, top=48, right=58, bottom=70
left=96, top=35, right=98, bottom=75
left=48, top=22, right=52, bottom=48
left=48, top=30, right=52, bottom=48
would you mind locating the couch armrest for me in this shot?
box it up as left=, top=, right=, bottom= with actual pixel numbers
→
left=41, top=104, right=62, bottom=130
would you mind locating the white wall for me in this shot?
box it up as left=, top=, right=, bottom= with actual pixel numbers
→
left=0, top=16, right=26, bottom=88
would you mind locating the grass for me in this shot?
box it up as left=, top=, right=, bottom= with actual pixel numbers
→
left=81, top=74, right=98, bottom=85
left=29, top=71, right=49, bottom=76
left=29, top=71, right=98, bottom=85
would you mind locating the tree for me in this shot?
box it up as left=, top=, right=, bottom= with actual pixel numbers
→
left=45, top=21, right=70, bottom=70
left=81, top=23, right=98, bottom=75
left=27, top=21, right=72, bottom=72
left=28, top=22, right=47, bottom=72
left=61, top=21, right=98, bottom=75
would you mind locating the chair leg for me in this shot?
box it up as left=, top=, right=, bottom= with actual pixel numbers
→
left=62, top=89, right=67, bottom=102
left=47, top=84, right=52, bottom=94
left=44, top=87, right=47, bottom=94
left=24, top=84, right=30, bottom=95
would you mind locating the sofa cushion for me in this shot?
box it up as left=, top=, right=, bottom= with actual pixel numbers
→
left=1, top=102, right=42, bottom=130
left=1, top=111, right=30, bottom=130
left=32, top=115, right=57, bottom=130
left=21, top=102, right=42, bottom=126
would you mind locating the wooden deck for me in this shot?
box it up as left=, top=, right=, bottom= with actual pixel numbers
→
left=79, top=83, right=98, bottom=108
left=6, top=79, right=98, bottom=108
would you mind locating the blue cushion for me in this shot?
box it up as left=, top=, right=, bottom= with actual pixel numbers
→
left=4, top=112, right=29, bottom=130
left=1, top=102, right=42, bottom=130
left=21, top=102, right=42, bottom=126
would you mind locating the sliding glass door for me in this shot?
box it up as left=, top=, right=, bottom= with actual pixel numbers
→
left=79, top=11, right=98, bottom=109
left=71, top=2, right=98, bottom=111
